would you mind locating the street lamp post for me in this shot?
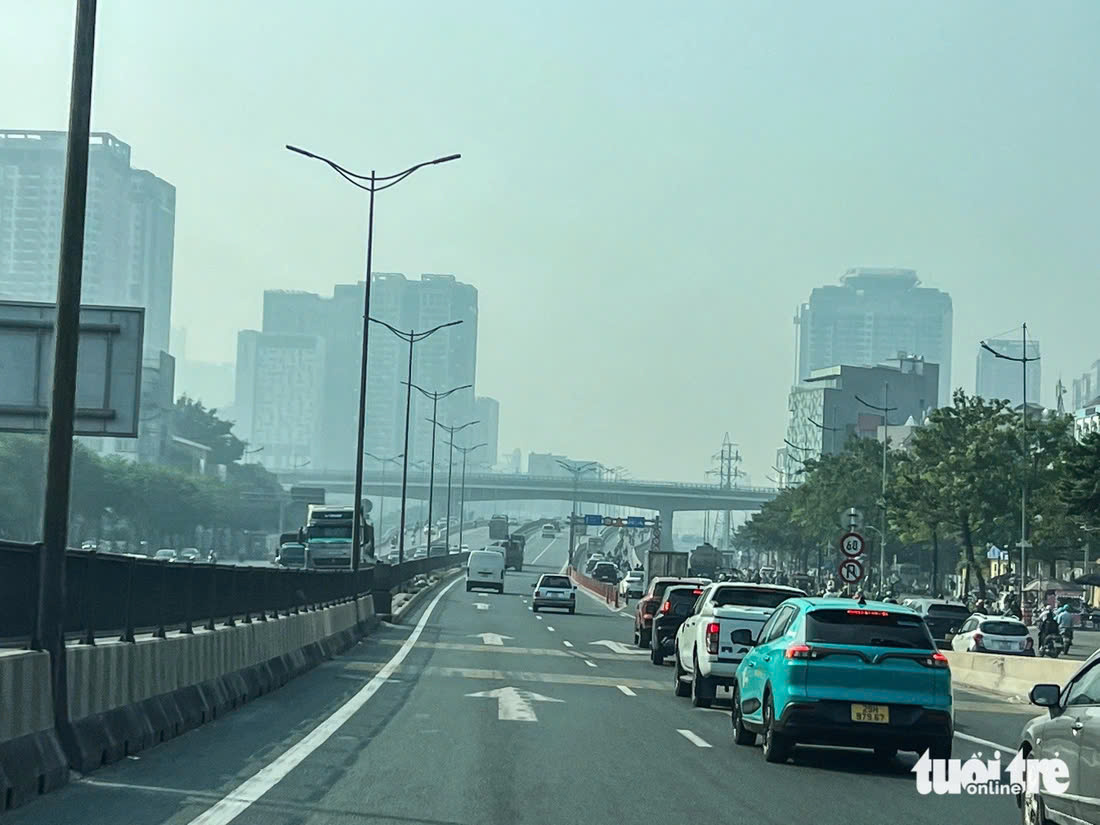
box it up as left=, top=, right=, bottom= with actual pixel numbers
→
left=856, top=384, right=897, bottom=594
left=405, top=383, right=471, bottom=551
left=981, top=325, right=1040, bottom=598
left=557, top=459, right=598, bottom=566
left=369, top=318, right=463, bottom=564
left=286, top=144, right=459, bottom=573
left=365, top=452, right=402, bottom=549
left=436, top=419, right=480, bottom=550
left=448, top=441, right=487, bottom=551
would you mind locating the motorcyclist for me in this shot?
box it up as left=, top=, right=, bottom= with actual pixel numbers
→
left=1056, top=606, right=1075, bottom=651
left=1038, top=608, right=1060, bottom=649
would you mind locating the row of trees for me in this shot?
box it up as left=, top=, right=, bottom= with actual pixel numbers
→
left=0, top=399, right=283, bottom=549
left=737, top=391, right=1100, bottom=598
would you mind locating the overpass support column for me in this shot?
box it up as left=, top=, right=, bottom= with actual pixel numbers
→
left=659, top=507, right=674, bottom=553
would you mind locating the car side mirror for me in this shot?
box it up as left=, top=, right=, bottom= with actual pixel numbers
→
left=1030, top=683, right=1061, bottom=716
left=730, top=628, right=755, bottom=646
left=530, top=582, right=536, bottom=588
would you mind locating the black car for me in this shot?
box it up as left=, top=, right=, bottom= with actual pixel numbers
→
left=649, top=584, right=705, bottom=665
left=907, top=599, right=972, bottom=647
left=592, top=561, right=620, bottom=584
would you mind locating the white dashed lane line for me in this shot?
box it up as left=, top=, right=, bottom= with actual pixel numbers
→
left=584, top=660, right=597, bottom=668
left=617, top=685, right=636, bottom=696
left=546, top=626, right=556, bottom=632
left=677, top=730, right=713, bottom=748
left=562, top=641, right=573, bottom=648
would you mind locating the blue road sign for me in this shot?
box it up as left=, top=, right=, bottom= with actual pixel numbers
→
left=584, top=514, right=603, bottom=526
left=626, top=516, right=645, bottom=528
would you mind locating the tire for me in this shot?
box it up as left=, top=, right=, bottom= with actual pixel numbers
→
left=532, top=605, right=539, bottom=612
left=465, top=583, right=471, bottom=592
left=691, top=653, right=714, bottom=708
left=650, top=646, right=664, bottom=666
left=673, top=650, right=691, bottom=697
left=731, top=685, right=755, bottom=745
left=930, top=737, right=952, bottom=760
left=640, top=627, right=651, bottom=648
left=568, top=607, right=575, bottom=615
left=633, top=628, right=642, bottom=648
left=761, top=693, right=791, bottom=764
left=1021, top=788, right=1050, bottom=825
left=873, top=745, right=897, bottom=762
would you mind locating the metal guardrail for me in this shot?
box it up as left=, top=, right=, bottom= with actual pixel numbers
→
left=0, top=539, right=468, bottom=647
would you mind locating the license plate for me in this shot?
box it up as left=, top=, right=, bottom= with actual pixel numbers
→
left=851, top=703, right=889, bottom=724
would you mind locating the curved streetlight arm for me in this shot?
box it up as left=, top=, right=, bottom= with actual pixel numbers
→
left=783, top=439, right=813, bottom=453
left=286, top=145, right=461, bottom=187
left=980, top=341, right=1040, bottom=364
left=369, top=317, right=463, bottom=342
left=436, top=419, right=480, bottom=435
left=405, top=382, right=472, bottom=401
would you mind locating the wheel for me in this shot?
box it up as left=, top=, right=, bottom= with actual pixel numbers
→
left=761, top=693, right=791, bottom=763
left=650, top=646, right=664, bottom=666
left=1020, top=748, right=1050, bottom=825
left=640, top=627, right=651, bottom=648
left=731, top=685, right=755, bottom=745
left=634, top=627, right=647, bottom=649
left=568, top=607, right=575, bottom=614
left=873, top=745, right=897, bottom=761
left=929, top=737, right=952, bottom=760
left=673, top=649, right=691, bottom=697
left=465, top=583, right=471, bottom=592
left=532, top=605, right=539, bottom=612
left=516, top=564, right=522, bottom=572
left=691, top=653, right=714, bottom=708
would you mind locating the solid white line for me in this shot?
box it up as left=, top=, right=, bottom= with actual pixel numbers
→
left=546, top=626, right=556, bottom=632
left=184, top=578, right=461, bottom=825
left=677, top=729, right=713, bottom=748
left=562, top=641, right=574, bottom=648
left=955, top=732, right=1014, bottom=755
left=584, top=660, right=597, bottom=668
left=617, top=685, right=636, bottom=696
left=531, top=537, right=558, bottom=564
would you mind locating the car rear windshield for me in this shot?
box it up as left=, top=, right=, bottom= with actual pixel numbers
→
left=713, top=587, right=796, bottom=609
left=980, top=621, right=1028, bottom=636
left=279, top=546, right=304, bottom=561
left=806, top=609, right=934, bottom=650
left=665, top=588, right=702, bottom=615
left=540, top=576, right=571, bottom=589
left=927, top=605, right=971, bottom=619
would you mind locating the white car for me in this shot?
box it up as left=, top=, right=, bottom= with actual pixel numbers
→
left=619, top=570, right=645, bottom=599
left=154, top=548, right=177, bottom=561
left=466, top=549, right=506, bottom=593
left=541, top=525, right=557, bottom=538
left=673, top=582, right=807, bottom=707
left=532, top=573, right=576, bottom=613
left=951, top=613, right=1034, bottom=656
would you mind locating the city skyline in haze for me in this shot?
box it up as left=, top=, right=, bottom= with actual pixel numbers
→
left=3, top=0, right=1098, bottom=484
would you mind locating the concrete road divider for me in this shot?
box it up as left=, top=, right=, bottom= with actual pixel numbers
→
left=945, top=650, right=1081, bottom=698
left=0, top=650, right=68, bottom=811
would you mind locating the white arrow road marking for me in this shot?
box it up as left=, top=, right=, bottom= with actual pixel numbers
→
left=465, top=687, right=564, bottom=722
left=677, top=729, right=713, bottom=748
left=474, top=603, right=490, bottom=611
left=469, top=633, right=512, bottom=646
left=617, top=685, right=636, bottom=696
left=535, top=615, right=543, bottom=621
left=546, top=626, right=555, bottom=632
left=584, top=660, right=597, bottom=668
left=562, top=640, right=573, bottom=648
left=590, top=640, right=647, bottom=656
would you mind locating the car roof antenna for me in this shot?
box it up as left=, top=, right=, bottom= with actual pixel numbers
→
left=858, top=594, right=867, bottom=606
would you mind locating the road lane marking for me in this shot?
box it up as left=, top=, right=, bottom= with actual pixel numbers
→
left=469, top=633, right=511, bottom=646
left=617, top=685, right=636, bottom=696
left=474, top=602, right=490, bottom=611
left=466, top=686, right=563, bottom=721
left=343, top=661, right=666, bottom=690
left=956, top=732, right=1014, bottom=753
left=536, top=615, right=543, bottom=621
left=531, top=537, right=558, bottom=564
left=584, top=660, right=597, bottom=668
left=591, top=639, right=647, bottom=655
left=546, top=626, right=555, bottom=632
left=184, top=577, right=461, bottom=825
left=677, top=729, right=713, bottom=748
left=372, top=639, right=641, bottom=660
left=563, top=641, right=573, bottom=648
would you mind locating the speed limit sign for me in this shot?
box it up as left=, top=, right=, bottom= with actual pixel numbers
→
left=837, top=557, right=865, bottom=584
left=839, top=531, right=865, bottom=558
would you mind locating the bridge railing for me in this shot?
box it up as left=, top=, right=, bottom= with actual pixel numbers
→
left=0, top=540, right=468, bottom=648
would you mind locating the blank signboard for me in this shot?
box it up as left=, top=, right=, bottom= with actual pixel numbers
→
left=0, top=300, right=143, bottom=437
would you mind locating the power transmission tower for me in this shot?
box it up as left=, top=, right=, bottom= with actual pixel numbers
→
left=709, top=433, right=744, bottom=551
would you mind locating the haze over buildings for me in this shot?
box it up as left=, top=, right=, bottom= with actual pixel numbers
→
left=975, top=337, right=1041, bottom=407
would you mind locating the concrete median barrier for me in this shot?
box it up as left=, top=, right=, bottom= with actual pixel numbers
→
left=0, top=650, right=68, bottom=811
left=945, top=650, right=1081, bottom=698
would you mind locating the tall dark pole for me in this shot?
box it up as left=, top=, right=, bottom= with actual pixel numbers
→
left=459, top=447, right=468, bottom=549
left=445, top=438, right=455, bottom=548
left=426, top=395, right=438, bottom=548
left=349, top=171, right=376, bottom=572
left=397, top=332, right=414, bottom=565
left=856, top=387, right=896, bottom=594
left=36, top=0, right=97, bottom=744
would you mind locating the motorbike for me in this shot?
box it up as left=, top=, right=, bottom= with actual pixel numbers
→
left=1039, top=633, right=1061, bottom=658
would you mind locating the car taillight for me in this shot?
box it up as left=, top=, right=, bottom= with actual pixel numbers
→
left=705, top=622, right=720, bottom=655
left=785, top=643, right=817, bottom=660
left=972, top=632, right=984, bottom=649
left=922, top=651, right=950, bottom=669
left=660, top=601, right=672, bottom=614
left=535, top=590, right=542, bottom=598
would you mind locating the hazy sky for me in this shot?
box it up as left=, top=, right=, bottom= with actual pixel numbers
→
left=4, top=0, right=1099, bottom=484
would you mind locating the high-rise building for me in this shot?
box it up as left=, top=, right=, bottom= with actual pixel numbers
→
left=975, top=338, right=1040, bottom=407
left=253, top=273, right=480, bottom=471
left=234, top=331, right=325, bottom=470
left=795, top=268, right=953, bottom=405
left=780, top=357, right=940, bottom=483
left=470, top=396, right=500, bottom=471
left=0, top=130, right=176, bottom=355
left=1071, top=359, right=1100, bottom=411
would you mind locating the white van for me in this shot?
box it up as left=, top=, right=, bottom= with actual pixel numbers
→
left=467, top=549, right=506, bottom=593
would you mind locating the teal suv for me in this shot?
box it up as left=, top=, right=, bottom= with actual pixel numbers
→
left=730, top=597, right=953, bottom=764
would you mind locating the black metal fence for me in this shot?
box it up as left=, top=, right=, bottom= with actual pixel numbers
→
left=0, top=540, right=469, bottom=647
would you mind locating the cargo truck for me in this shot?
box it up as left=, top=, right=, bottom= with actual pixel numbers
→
left=645, top=550, right=690, bottom=583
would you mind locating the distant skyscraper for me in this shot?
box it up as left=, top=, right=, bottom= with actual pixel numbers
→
left=0, top=130, right=176, bottom=355
left=795, top=268, right=953, bottom=405
left=470, top=397, right=500, bottom=470
left=975, top=337, right=1040, bottom=407
left=254, top=273, right=480, bottom=472
left=1071, top=359, right=1100, bottom=410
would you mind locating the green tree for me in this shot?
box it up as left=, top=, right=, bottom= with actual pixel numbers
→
left=173, top=395, right=245, bottom=465
left=1059, top=431, right=1100, bottom=527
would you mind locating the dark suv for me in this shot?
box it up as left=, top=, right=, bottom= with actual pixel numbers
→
left=592, top=561, right=620, bottom=585
left=633, top=576, right=708, bottom=648
left=907, top=599, right=972, bottom=647
left=649, top=584, right=705, bottom=665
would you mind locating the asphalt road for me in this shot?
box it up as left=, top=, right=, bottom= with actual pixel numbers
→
left=11, top=532, right=1029, bottom=825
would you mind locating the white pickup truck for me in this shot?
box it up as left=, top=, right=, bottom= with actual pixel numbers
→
left=673, top=582, right=806, bottom=707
